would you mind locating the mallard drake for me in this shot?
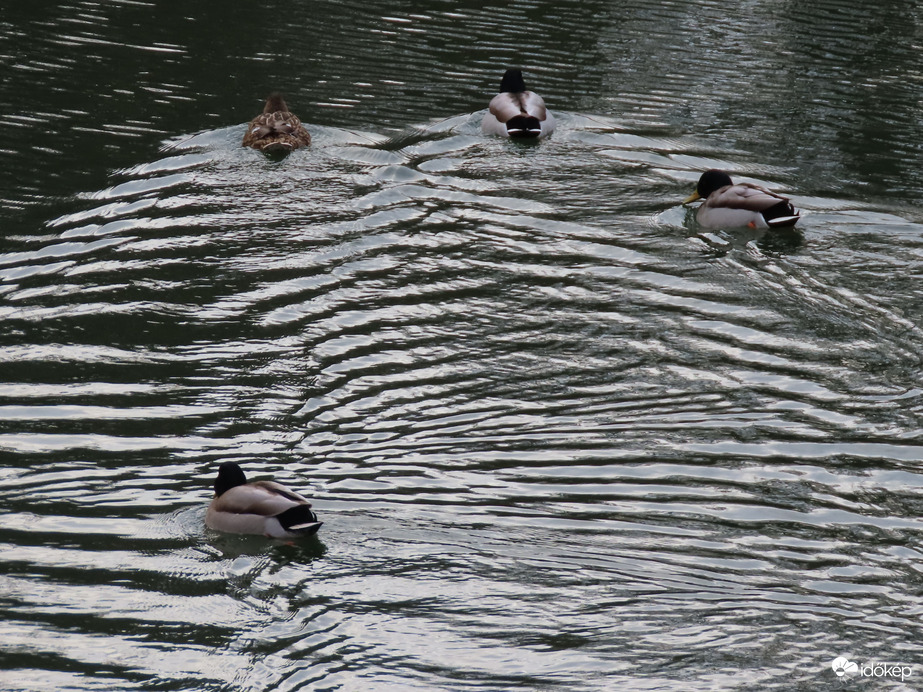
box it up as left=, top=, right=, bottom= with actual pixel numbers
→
left=205, top=461, right=322, bottom=538
left=482, top=69, right=555, bottom=139
left=242, top=93, right=311, bottom=154
left=683, top=169, right=800, bottom=229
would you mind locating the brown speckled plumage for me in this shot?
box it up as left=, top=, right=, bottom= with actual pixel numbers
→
left=242, top=93, right=311, bottom=153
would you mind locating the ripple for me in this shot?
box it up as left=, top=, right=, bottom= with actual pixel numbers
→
left=4, top=1, right=923, bottom=690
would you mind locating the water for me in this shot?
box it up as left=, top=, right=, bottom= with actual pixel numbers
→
left=3, top=1, right=923, bottom=690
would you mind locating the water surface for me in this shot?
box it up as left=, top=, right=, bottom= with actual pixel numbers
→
left=3, top=1, right=923, bottom=690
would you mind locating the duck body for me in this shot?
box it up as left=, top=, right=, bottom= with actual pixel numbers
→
left=482, top=69, right=555, bottom=139
left=205, top=461, right=322, bottom=538
left=242, top=93, right=311, bottom=154
left=684, top=170, right=800, bottom=229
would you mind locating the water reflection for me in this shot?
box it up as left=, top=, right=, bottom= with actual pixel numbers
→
left=3, top=0, right=923, bottom=690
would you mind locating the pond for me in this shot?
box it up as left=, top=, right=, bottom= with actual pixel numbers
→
left=2, top=1, right=923, bottom=690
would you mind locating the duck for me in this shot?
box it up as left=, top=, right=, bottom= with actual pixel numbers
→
left=482, top=69, right=555, bottom=139
left=242, top=92, right=312, bottom=154
left=205, top=461, right=322, bottom=538
left=683, top=169, right=800, bottom=229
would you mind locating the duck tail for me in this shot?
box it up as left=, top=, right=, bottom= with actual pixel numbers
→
left=259, top=141, right=296, bottom=156
left=276, top=505, right=322, bottom=535
left=287, top=521, right=323, bottom=536
left=767, top=215, right=800, bottom=228
left=506, top=115, right=542, bottom=138
left=763, top=200, right=800, bottom=228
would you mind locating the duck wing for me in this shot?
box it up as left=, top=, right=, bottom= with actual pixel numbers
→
left=242, top=111, right=311, bottom=150
left=216, top=481, right=311, bottom=516
left=708, top=183, right=800, bottom=227
left=520, top=92, right=548, bottom=121
left=707, top=183, right=787, bottom=212
left=488, top=91, right=548, bottom=122
left=263, top=111, right=303, bottom=136
left=697, top=183, right=801, bottom=228
left=251, top=480, right=313, bottom=505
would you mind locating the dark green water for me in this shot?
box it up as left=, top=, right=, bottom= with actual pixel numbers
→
left=3, top=1, right=923, bottom=690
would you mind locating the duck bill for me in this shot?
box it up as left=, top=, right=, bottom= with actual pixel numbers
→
left=683, top=191, right=701, bottom=204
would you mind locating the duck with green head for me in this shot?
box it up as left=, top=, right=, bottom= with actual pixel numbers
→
left=205, top=461, right=322, bottom=538
left=684, top=170, right=800, bottom=229
left=482, top=69, right=555, bottom=139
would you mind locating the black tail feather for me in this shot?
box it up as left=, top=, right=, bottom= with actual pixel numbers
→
left=506, top=115, right=541, bottom=138
left=276, top=505, right=320, bottom=531
left=763, top=200, right=800, bottom=227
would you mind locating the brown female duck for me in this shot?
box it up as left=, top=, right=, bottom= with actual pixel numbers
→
left=242, top=93, right=311, bottom=154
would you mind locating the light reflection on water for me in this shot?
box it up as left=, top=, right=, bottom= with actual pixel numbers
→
left=3, top=0, right=923, bottom=690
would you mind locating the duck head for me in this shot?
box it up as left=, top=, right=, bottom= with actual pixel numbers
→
left=263, top=92, right=289, bottom=114
left=214, top=461, right=247, bottom=497
left=684, top=169, right=734, bottom=203
left=499, top=69, right=528, bottom=93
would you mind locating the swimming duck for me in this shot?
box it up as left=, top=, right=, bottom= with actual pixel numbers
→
left=205, top=461, right=322, bottom=538
left=482, top=69, right=555, bottom=139
left=242, top=93, right=311, bottom=154
left=683, top=170, right=800, bottom=229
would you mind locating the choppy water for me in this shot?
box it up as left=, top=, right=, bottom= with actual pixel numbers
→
left=3, top=1, right=923, bottom=690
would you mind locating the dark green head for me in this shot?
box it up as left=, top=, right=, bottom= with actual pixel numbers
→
left=214, top=461, right=247, bottom=497
left=686, top=169, right=734, bottom=202
left=499, top=69, right=527, bottom=93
